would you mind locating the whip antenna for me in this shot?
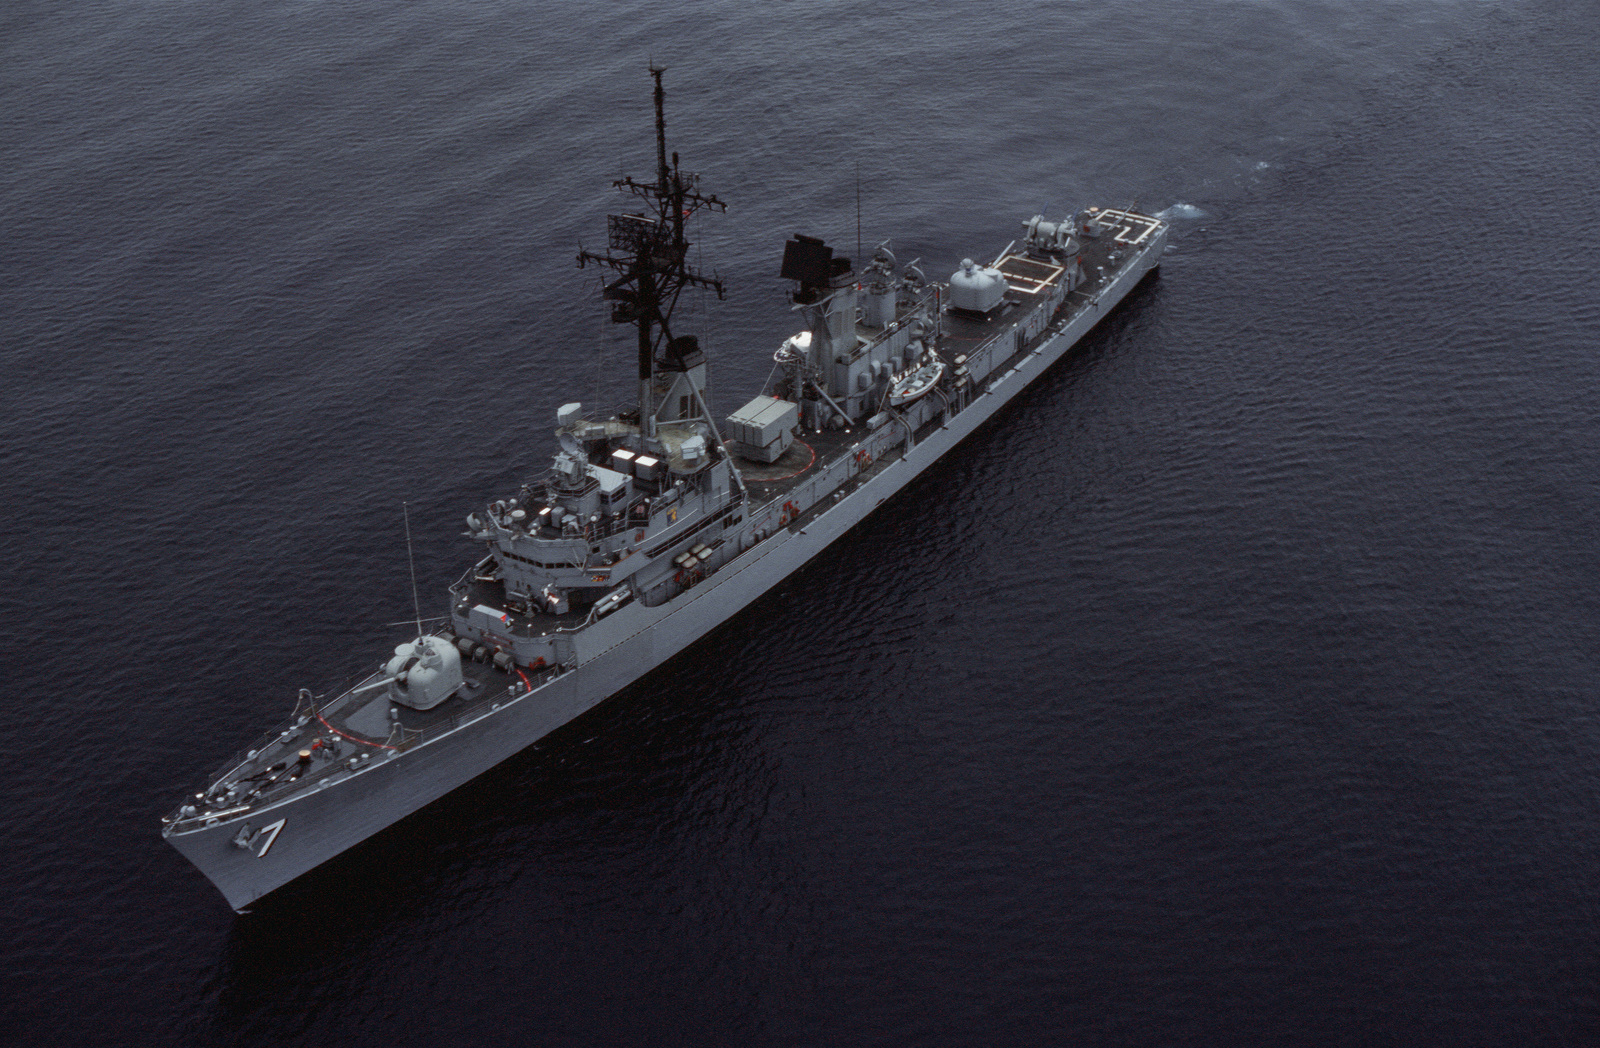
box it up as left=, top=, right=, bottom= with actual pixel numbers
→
left=404, top=501, right=423, bottom=640
left=856, top=161, right=862, bottom=263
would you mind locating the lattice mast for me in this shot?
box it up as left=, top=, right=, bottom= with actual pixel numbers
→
left=577, top=66, right=725, bottom=440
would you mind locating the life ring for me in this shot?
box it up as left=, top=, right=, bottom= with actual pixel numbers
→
left=855, top=449, right=873, bottom=470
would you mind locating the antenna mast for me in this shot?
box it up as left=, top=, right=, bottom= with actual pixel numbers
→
left=576, top=66, right=726, bottom=442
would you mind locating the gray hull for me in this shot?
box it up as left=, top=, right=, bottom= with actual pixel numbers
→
left=165, top=227, right=1163, bottom=911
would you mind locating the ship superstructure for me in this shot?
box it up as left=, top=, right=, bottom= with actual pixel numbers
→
left=163, top=70, right=1169, bottom=910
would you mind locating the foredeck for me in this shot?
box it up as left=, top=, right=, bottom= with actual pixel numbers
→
left=318, top=650, right=558, bottom=748
left=172, top=642, right=564, bottom=826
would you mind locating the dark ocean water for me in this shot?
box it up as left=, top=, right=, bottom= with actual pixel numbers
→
left=5, top=1, right=1600, bottom=1044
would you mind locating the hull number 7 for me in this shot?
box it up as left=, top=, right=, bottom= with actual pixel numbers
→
left=255, top=819, right=286, bottom=858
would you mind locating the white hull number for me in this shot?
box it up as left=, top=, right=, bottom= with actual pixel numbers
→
left=255, top=819, right=286, bottom=857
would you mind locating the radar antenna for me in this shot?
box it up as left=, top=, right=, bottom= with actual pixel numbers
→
left=576, top=66, right=726, bottom=440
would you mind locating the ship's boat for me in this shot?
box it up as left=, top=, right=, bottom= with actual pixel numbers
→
left=888, top=359, right=946, bottom=407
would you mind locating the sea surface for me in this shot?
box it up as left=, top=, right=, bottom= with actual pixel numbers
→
left=4, top=1, right=1600, bottom=1044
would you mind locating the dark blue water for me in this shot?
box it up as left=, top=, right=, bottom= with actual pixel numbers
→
left=5, top=1, right=1600, bottom=1044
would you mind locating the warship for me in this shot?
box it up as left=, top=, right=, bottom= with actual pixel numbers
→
left=162, top=69, right=1170, bottom=910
